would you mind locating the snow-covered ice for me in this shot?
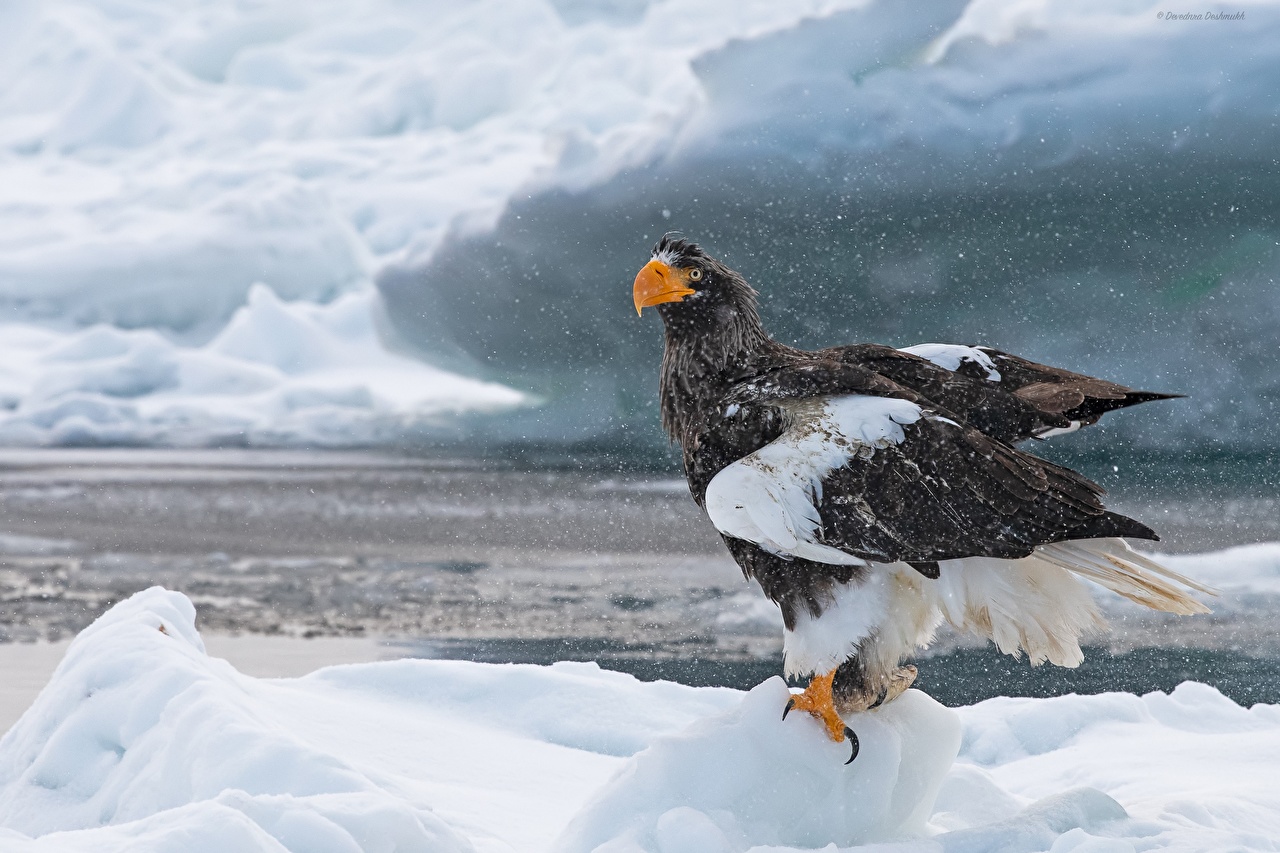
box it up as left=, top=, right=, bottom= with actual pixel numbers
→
left=557, top=685, right=960, bottom=853
left=380, top=0, right=1280, bottom=450
left=0, top=286, right=523, bottom=446
left=4, top=1, right=1279, bottom=447
left=0, top=0, right=873, bottom=446
left=2, top=589, right=1280, bottom=852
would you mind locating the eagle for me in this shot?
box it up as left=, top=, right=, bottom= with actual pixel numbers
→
left=633, top=235, right=1212, bottom=762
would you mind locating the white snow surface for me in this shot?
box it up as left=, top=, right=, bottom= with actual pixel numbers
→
left=3, top=589, right=1280, bottom=852
left=0, top=285, right=523, bottom=446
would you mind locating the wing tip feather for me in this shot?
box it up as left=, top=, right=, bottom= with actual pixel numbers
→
left=1038, top=539, right=1215, bottom=616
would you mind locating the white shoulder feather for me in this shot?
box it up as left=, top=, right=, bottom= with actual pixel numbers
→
left=704, top=395, right=923, bottom=564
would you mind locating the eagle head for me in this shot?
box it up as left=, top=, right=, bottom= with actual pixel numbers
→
left=632, top=235, right=756, bottom=327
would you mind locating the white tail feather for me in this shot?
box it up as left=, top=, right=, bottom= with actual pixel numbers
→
left=1036, top=538, right=1215, bottom=616
left=782, top=539, right=1214, bottom=679
left=927, top=538, right=1213, bottom=669
left=931, top=554, right=1106, bottom=668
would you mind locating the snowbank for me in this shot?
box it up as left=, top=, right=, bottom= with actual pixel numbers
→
left=3, top=589, right=1280, bottom=852
left=0, top=0, right=861, bottom=446
left=383, top=0, right=1280, bottom=449
left=556, top=684, right=959, bottom=852
left=0, top=590, right=475, bottom=851
left=4, top=1, right=1280, bottom=446
left=0, top=286, right=523, bottom=446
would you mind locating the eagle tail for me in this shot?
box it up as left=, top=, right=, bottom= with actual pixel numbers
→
left=1036, top=538, right=1216, bottom=616
left=933, top=554, right=1106, bottom=669
left=932, top=539, right=1213, bottom=670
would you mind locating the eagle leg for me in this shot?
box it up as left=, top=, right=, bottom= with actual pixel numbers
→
left=783, top=669, right=858, bottom=761
left=882, top=664, right=918, bottom=705
left=834, top=661, right=918, bottom=713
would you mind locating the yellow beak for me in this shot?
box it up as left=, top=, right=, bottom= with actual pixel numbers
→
left=633, top=259, right=695, bottom=315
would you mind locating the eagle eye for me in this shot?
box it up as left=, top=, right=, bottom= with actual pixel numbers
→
left=688, top=267, right=703, bottom=282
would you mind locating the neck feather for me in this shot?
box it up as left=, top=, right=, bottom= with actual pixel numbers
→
left=658, top=282, right=777, bottom=443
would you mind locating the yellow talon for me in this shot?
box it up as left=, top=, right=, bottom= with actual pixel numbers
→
left=783, top=669, right=848, bottom=742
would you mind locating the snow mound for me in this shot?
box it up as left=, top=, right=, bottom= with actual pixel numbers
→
left=949, top=684, right=1280, bottom=851
left=3, top=589, right=1280, bottom=851
left=384, top=0, right=1280, bottom=451
left=556, top=681, right=960, bottom=852
left=0, top=287, right=524, bottom=447
left=0, top=588, right=473, bottom=851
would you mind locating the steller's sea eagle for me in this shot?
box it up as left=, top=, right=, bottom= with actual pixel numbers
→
left=633, top=235, right=1212, bottom=762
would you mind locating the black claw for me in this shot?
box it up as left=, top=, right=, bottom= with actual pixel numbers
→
left=868, top=688, right=887, bottom=710
left=844, top=728, right=860, bottom=764
left=782, top=698, right=795, bottom=720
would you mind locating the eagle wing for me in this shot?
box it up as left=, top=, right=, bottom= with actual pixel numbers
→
left=817, top=342, right=1179, bottom=445
left=703, top=362, right=1155, bottom=571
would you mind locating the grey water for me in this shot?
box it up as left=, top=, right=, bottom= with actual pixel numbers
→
left=0, top=448, right=1276, bottom=706
left=402, top=637, right=1280, bottom=708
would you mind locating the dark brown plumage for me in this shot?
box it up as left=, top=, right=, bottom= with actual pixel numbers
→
left=634, top=234, right=1208, bottom=733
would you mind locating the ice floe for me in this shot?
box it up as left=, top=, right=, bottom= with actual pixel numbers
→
left=0, top=0, right=859, bottom=446
left=2, top=588, right=1279, bottom=851
left=5, top=1, right=1279, bottom=447
left=0, top=286, right=523, bottom=446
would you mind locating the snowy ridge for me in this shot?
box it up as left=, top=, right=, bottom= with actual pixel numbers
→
left=3, top=589, right=1280, bottom=851
left=0, top=590, right=475, bottom=851
left=1153, top=542, right=1280, bottom=595
left=0, top=285, right=524, bottom=447
left=0, top=285, right=524, bottom=446
left=386, top=0, right=1280, bottom=449
left=0, top=0, right=863, bottom=447
left=4, top=1, right=1280, bottom=446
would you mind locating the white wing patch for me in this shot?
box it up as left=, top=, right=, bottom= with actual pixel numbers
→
left=704, top=395, right=924, bottom=565
left=1035, top=420, right=1082, bottom=438
left=900, top=343, right=1001, bottom=381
